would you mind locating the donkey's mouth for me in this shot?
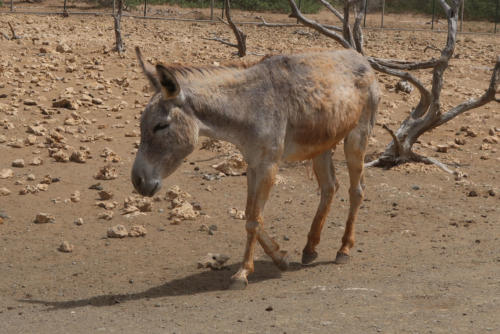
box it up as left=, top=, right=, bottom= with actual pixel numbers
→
left=132, top=172, right=161, bottom=197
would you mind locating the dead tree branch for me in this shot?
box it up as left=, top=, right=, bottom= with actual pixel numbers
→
left=113, top=0, right=125, bottom=54
left=289, top=0, right=499, bottom=173
left=8, top=23, right=21, bottom=40
left=224, top=0, right=246, bottom=57
left=202, top=36, right=238, bottom=48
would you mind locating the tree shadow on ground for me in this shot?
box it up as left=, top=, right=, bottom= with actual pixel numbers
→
left=19, top=260, right=334, bottom=310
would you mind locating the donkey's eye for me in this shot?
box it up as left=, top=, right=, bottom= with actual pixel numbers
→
left=153, top=123, right=170, bottom=133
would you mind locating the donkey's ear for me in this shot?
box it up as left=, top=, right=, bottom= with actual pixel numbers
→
left=135, top=46, right=161, bottom=92
left=155, top=64, right=181, bottom=100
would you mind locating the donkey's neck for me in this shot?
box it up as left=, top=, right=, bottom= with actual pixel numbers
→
left=183, top=64, right=272, bottom=151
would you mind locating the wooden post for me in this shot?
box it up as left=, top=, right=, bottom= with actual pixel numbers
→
left=211, top=0, right=214, bottom=21
left=496, top=0, right=499, bottom=33
left=222, top=0, right=225, bottom=19
left=380, top=0, right=385, bottom=28
left=364, top=0, right=368, bottom=27
left=144, top=0, right=147, bottom=17
left=113, top=0, right=116, bottom=16
left=10, top=0, right=13, bottom=12
left=460, top=0, right=464, bottom=32
left=431, top=0, right=436, bottom=30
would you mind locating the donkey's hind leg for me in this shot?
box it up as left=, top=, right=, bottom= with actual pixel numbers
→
left=302, top=150, right=339, bottom=265
left=335, top=129, right=368, bottom=264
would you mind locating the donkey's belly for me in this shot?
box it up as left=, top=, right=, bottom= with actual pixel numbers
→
left=283, top=139, right=339, bottom=162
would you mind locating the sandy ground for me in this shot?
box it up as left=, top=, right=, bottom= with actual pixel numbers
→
left=0, top=4, right=499, bottom=334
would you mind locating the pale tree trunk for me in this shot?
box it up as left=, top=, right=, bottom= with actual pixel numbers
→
left=114, top=0, right=125, bottom=54
left=289, top=0, right=500, bottom=173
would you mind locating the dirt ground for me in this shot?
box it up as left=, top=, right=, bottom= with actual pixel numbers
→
left=0, top=4, right=499, bottom=334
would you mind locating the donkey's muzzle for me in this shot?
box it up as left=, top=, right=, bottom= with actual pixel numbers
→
left=131, top=156, right=161, bottom=197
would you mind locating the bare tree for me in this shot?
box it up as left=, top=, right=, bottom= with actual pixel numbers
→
left=289, top=0, right=500, bottom=173
left=205, top=0, right=246, bottom=57
left=113, top=0, right=125, bottom=54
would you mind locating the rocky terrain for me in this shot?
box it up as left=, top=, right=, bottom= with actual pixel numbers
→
left=0, top=5, right=499, bottom=334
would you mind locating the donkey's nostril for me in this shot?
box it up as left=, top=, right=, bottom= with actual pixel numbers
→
left=132, top=174, right=144, bottom=190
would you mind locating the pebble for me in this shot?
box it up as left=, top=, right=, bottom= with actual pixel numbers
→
left=0, top=169, right=14, bottom=179
left=34, top=213, right=55, bottom=224
left=128, top=225, right=147, bottom=237
left=58, top=241, right=74, bottom=253
left=98, top=190, right=113, bottom=200
left=467, top=190, right=478, bottom=197
left=74, top=218, right=84, bottom=226
left=12, top=159, right=25, bottom=168
left=98, top=211, right=114, bottom=220
left=107, top=224, right=128, bottom=238
left=0, top=187, right=11, bottom=196
left=70, top=191, right=81, bottom=203
left=30, top=157, right=43, bottom=166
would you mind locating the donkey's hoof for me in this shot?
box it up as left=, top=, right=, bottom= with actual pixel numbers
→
left=301, top=250, right=318, bottom=265
left=335, top=251, right=350, bottom=264
left=276, top=251, right=289, bottom=271
left=228, top=277, right=248, bottom=290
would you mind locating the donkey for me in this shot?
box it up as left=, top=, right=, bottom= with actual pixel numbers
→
left=131, top=47, right=379, bottom=289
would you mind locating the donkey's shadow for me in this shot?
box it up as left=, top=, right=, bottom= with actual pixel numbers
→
left=20, top=260, right=334, bottom=310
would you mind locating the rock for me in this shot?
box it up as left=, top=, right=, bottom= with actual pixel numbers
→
left=454, top=137, right=466, bottom=145
left=34, top=213, right=55, bottom=224
left=488, top=189, right=496, bottom=197
left=52, top=150, right=69, bottom=162
left=94, top=165, right=118, bottom=180
left=170, top=202, right=199, bottom=221
left=197, top=253, right=230, bottom=270
left=56, top=43, right=72, bottom=53
left=483, top=136, right=498, bottom=144
left=58, top=241, right=74, bottom=253
left=89, top=183, right=103, bottom=190
left=467, top=190, right=478, bottom=197
left=30, top=157, right=43, bottom=166
left=70, top=191, right=80, bottom=203
left=436, top=145, right=448, bottom=153
left=74, top=218, right=84, bottom=225
left=0, top=169, right=14, bottom=179
left=25, top=135, right=37, bottom=145
left=36, top=184, right=49, bottom=191
left=52, top=98, right=78, bottom=110
left=11, top=159, right=25, bottom=168
left=0, top=187, right=11, bottom=196
left=92, top=98, right=103, bottom=105
left=98, top=211, right=114, bottom=220
left=70, top=151, right=87, bottom=163
left=128, top=225, right=147, bottom=237
left=165, top=185, right=191, bottom=201
left=229, top=208, right=246, bottom=220
left=123, top=196, right=152, bottom=213
left=395, top=80, right=413, bottom=94
left=26, top=174, right=35, bottom=181
left=107, top=224, right=128, bottom=238
left=98, top=190, right=113, bottom=200
left=23, top=99, right=37, bottom=106
left=27, top=125, right=47, bottom=136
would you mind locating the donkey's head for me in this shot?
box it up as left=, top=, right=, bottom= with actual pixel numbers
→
left=132, top=47, right=198, bottom=197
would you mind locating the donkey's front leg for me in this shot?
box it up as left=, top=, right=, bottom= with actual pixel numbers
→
left=229, top=163, right=287, bottom=290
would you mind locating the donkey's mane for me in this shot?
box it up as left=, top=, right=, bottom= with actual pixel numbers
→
left=161, top=58, right=266, bottom=82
